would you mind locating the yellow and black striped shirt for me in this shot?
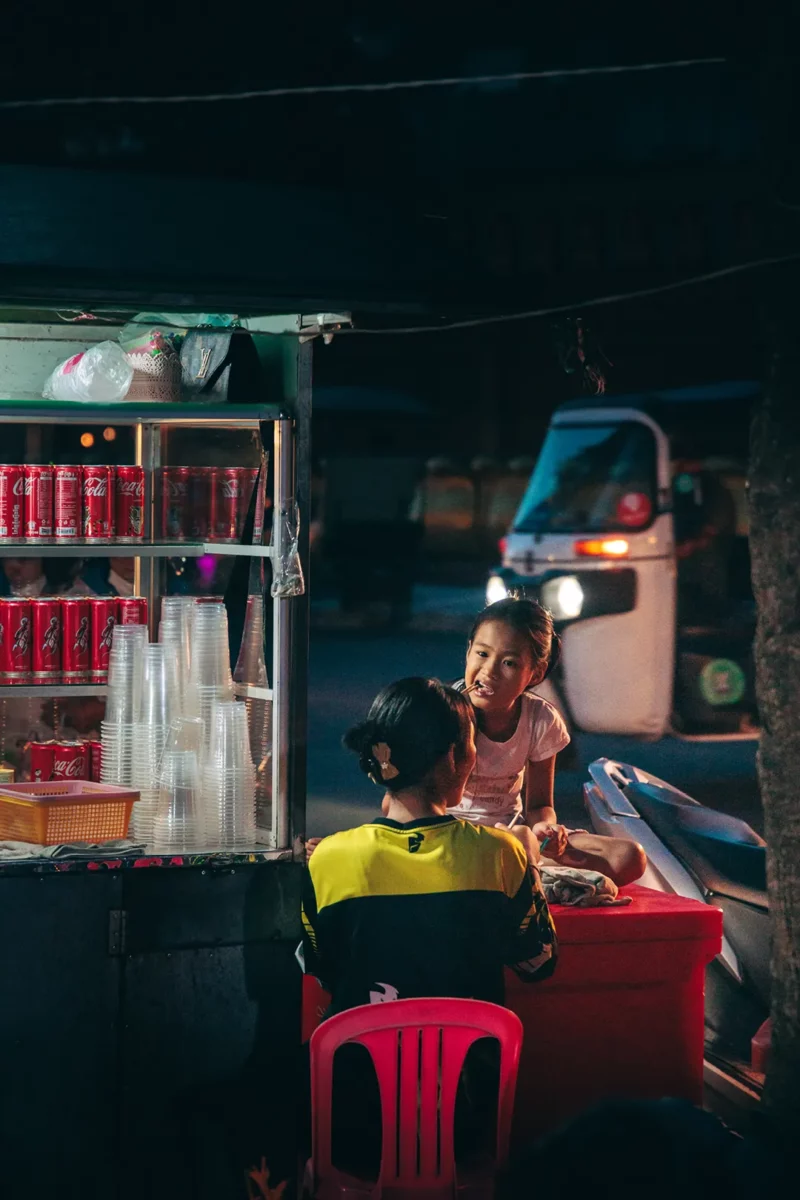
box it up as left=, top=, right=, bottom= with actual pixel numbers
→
left=302, top=814, right=557, bottom=1014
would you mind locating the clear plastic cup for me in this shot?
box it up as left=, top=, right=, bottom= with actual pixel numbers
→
left=139, top=643, right=179, bottom=727
left=153, top=750, right=203, bottom=853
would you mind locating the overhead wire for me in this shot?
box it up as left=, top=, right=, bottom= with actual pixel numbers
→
left=45, top=251, right=800, bottom=339
left=0, top=56, right=726, bottom=111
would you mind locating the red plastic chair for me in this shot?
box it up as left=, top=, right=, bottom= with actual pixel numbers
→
left=308, top=997, right=523, bottom=1200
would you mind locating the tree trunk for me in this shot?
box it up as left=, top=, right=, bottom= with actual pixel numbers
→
left=749, top=308, right=800, bottom=1136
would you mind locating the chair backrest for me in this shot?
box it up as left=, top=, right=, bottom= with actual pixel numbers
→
left=310, top=997, right=523, bottom=1197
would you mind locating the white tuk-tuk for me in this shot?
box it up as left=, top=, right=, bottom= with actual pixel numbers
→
left=487, top=382, right=759, bottom=739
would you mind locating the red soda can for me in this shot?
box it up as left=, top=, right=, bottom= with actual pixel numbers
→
left=189, top=467, right=213, bottom=540
left=109, top=467, right=116, bottom=540
left=237, top=467, right=261, bottom=541
left=0, top=464, right=26, bottom=541
left=30, top=741, right=55, bottom=782
left=0, top=597, right=33, bottom=684
left=160, top=467, right=192, bottom=541
left=89, top=595, right=117, bottom=683
left=24, top=464, right=54, bottom=541
left=115, top=465, right=145, bottom=542
left=82, top=465, right=112, bottom=542
left=54, top=465, right=82, bottom=541
left=52, top=740, right=88, bottom=781
left=30, top=597, right=62, bottom=682
left=211, top=466, right=244, bottom=542
left=61, top=597, right=91, bottom=683
left=118, top=596, right=148, bottom=626
left=87, top=740, right=103, bottom=782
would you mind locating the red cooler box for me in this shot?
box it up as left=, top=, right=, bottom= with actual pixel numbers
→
left=300, top=886, right=722, bottom=1140
left=506, top=885, right=722, bottom=1142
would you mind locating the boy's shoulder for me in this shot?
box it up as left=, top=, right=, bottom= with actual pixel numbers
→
left=451, top=816, right=528, bottom=868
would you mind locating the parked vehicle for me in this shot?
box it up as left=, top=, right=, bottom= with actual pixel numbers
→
left=584, top=756, right=769, bottom=1101
left=486, top=383, right=759, bottom=738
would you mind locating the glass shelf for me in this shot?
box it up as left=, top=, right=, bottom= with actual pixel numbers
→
left=0, top=400, right=284, bottom=426
left=0, top=542, right=274, bottom=558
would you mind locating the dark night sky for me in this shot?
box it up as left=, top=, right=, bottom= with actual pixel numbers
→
left=1, top=3, right=796, bottom=458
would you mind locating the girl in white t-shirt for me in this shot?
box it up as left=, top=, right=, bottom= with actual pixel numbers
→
left=452, top=598, right=646, bottom=887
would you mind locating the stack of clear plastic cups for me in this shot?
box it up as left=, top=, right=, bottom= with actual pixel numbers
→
left=158, top=597, right=194, bottom=716
left=186, top=602, right=234, bottom=751
left=101, top=624, right=148, bottom=788
left=234, top=593, right=273, bottom=842
left=152, top=750, right=204, bottom=853
left=203, top=700, right=256, bottom=849
left=130, top=644, right=180, bottom=845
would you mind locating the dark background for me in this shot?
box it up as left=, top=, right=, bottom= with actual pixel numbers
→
left=2, top=2, right=796, bottom=465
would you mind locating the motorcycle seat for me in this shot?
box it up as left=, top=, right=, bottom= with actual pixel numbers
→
left=625, top=782, right=767, bottom=909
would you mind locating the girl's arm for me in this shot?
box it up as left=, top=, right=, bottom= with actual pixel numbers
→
left=524, top=755, right=569, bottom=859
left=523, top=755, right=558, bottom=827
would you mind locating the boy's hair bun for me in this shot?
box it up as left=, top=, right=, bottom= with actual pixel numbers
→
left=343, top=678, right=474, bottom=793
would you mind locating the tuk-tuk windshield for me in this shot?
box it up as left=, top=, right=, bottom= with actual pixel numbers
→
left=513, top=421, right=658, bottom=534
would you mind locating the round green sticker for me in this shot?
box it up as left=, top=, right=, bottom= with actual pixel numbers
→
left=700, top=659, right=746, bottom=707
left=675, top=473, right=695, bottom=495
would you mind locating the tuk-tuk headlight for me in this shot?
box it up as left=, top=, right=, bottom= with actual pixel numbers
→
left=541, top=575, right=584, bottom=621
left=486, top=575, right=509, bottom=606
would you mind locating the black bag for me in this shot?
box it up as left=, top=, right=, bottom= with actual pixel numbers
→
left=180, top=327, right=263, bottom=404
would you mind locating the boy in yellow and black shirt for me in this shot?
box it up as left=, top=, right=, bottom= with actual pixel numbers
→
left=302, top=811, right=557, bottom=1015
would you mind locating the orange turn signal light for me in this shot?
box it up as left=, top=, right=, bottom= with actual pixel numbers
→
left=574, top=538, right=630, bottom=558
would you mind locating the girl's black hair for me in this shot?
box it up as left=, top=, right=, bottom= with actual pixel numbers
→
left=343, top=677, right=474, bottom=793
left=468, top=596, right=562, bottom=680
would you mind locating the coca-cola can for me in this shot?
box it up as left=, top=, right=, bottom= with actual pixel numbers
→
left=237, top=467, right=261, bottom=541
left=24, top=465, right=54, bottom=541
left=160, top=467, right=192, bottom=541
left=115, top=465, right=145, bottom=542
left=0, top=597, right=33, bottom=684
left=117, top=596, right=148, bottom=627
left=54, top=465, right=82, bottom=541
left=89, top=596, right=117, bottom=683
left=87, top=740, right=103, bottom=782
left=0, top=464, right=26, bottom=541
left=30, top=741, right=55, bottom=782
left=52, top=740, right=88, bottom=781
left=109, top=467, right=116, bottom=540
left=189, top=467, right=213, bottom=540
left=30, top=596, right=62, bottom=683
left=211, top=466, right=245, bottom=543
left=82, top=465, right=112, bottom=542
left=61, top=597, right=91, bottom=683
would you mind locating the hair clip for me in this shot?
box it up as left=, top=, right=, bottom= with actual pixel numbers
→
left=372, top=742, right=399, bottom=781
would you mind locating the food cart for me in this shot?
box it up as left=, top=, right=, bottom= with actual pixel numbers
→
left=0, top=314, right=322, bottom=1200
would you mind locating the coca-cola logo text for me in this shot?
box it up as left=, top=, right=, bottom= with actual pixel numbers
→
left=117, top=480, right=144, bottom=497
left=73, top=616, right=89, bottom=653
left=13, top=617, right=30, bottom=655
left=100, top=616, right=115, bottom=650
left=53, top=757, right=86, bottom=778
left=83, top=478, right=108, bottom=497
left=165, top=479, right=188, bottom=499
left=12, top=477, right=25, bottom=496
left=42, top=616, right=60, bottom=653
left=221, top=480, right=241, bottom=498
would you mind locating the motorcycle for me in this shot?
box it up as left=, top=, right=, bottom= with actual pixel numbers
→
left=583, top=756, right=770, bottom=1106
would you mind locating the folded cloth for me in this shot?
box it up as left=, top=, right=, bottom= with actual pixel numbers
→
left=540, top=864, right=632, bottom=907
left=0, top=839, right=145, bottom=862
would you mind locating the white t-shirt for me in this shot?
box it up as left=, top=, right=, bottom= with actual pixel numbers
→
left=451, top=687, right=570, bottom=826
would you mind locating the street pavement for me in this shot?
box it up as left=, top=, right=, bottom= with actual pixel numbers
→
left=307, top=586, right=760, bottom=838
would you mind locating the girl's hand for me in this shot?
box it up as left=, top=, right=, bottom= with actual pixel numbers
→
left=532, top=822, right=569, bottom=860
left=305, top=837, right=323, bottom=863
